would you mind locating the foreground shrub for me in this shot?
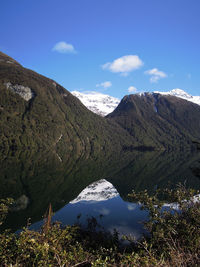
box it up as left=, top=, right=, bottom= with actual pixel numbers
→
left=128, top=184, right=200, bottom=266
left=0, top=198, right=13, bottom=226
left=0, top=185, right=199, bottom=266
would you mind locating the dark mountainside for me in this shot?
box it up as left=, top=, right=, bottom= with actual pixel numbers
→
left=108, top=150, right=200, bottom=199
left=0, top=51, right=200, bottom=154
left=107, top=93, right=200, bottom=149
left=0, top=51, right=133, bottom=159
left=192, top=141, right=200, bottom=177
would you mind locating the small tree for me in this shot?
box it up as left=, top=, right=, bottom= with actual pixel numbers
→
left=128, top=184, right=200, bottom=265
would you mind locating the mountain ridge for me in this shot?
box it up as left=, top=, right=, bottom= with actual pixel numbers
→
left=154, top=88, right=200, bottom=106
left=71, top=89, right=200, bottom=117
left=0, top=51, right=199, bottom=152
left=107, top=93, right=200, bottom=149
left=0, top=51, right=133, bottom=155
left=71, top=90, right=120, bottom=116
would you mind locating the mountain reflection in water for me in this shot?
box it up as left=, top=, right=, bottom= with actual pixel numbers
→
left=0, top=149, right=200, bottom=234
left=32, top=179, right=148, bottom=240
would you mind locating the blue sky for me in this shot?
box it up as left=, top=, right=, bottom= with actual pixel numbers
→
left=1, top=0, right=200, bottom=99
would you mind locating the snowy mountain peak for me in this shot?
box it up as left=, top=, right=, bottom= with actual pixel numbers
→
left=170, top=88, right=192, bottom=98
left=70, top=179, right=119, bottom=204
left=71, top=91, right=120, bottom=116
left=71, top=89, right=200, bottom=117
left=154, top=88, right=200, bottom=105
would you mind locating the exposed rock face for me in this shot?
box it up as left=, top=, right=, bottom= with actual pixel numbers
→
left=5, top=82, right=35, bottom=101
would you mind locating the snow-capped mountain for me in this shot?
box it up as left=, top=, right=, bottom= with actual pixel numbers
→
left=71, top=89, right=200, bottom=117
left=71, top=91, right=120, bottom=116
left=70, top=179, right=119, bottom=204
left=154, top=89, right=200, bottom=106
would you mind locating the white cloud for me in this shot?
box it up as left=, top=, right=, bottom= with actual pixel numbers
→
left=102, top=55, right=143, bottom=75
left=128, top=86, right=137, bottom=93
left=96, top=81, right=112, bottom=88
left=127, top=203, right=137, bottom=211
left=94, top=207, right=110, bottom=216
left=52, top=41, right=76, bottom=54
left=145, top=68, right=167, bottom=83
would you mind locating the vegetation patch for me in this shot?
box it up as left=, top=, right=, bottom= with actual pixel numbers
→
left=0, top=185, right=199, bottom=266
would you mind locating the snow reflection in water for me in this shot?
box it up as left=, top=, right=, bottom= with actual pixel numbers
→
left=32, top=179, right=148, bottom=240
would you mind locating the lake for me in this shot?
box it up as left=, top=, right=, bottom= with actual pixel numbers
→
left=0, top=148, right=200, bottom=239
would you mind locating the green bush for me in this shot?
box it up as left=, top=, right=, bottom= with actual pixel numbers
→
left=0, top=186, right=199, bottom=266
left=128, top=184, right=200, bottom=266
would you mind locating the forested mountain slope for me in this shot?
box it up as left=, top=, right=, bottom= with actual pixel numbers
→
left=0, top=51, right=132, bottom=159
left=107, top=93, right=200, bottom=149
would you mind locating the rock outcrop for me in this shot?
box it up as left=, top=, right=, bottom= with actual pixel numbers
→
left=5, top=82, right=35, bottom=101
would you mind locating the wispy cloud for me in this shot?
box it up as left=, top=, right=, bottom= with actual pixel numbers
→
left=52, top=41, right=77, bottom=54
left=127, top=203, right=137, bottom=211
left=102, top=55, right=143, bottom=76
left=128, top=86, right=137, bottom=93
left=94, top=207, right=110, bottom=215
left=96, top=81, right=112, bottom=89
left=145, top=68, right=167, bottom=83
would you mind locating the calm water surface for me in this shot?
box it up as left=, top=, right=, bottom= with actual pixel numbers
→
left=0, top=149, right=200, bottom=238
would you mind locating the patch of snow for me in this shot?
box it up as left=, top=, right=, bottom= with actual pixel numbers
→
left=154, top=88, right=200, bottom=106
left=5, top=82, right=35, bottom=101
left=70, top=179, right=119, bottom=204
left=72, top=89, right=200, bottom=116
left=137, top=92, right=146, bottom=96
left=71, top=91, right=120, bottom=116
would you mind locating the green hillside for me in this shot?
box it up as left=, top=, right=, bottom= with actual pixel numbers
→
left=1, top=51, right=199, bottom=154
left=107, top=93, right=200, bottom=149
left=0, top=51, right=132, bottom=159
